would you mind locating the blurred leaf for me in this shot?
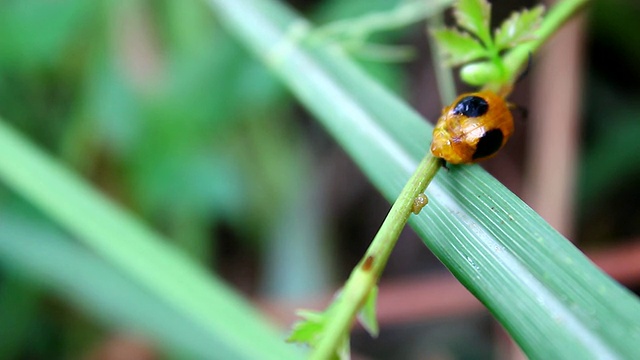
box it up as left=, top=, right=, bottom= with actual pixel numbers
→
left=0, top=119, right=301, bottom=359
left=84, top=61, right=143, bottom=156
left=578, top=92, right=640, bottom=208
left=312, top=0, right=451, bottom=41
left=341, top=43, right=416, bottom=62
left=129, top=149, right=247, bottom=219
left=310, top=0, right=453, bottom=93
left=590, top=0, right=640, bottom=77
left=0, top=0, right=98, bottom=69
left=0, top=273, right=41, bottom=359
left=453, top=0, right=491, bottom=42
left=494, top=5, right=545, bottom=51
left=0, top=213, right=287, bottom=358
left=161, top=0, right=216, bottom=55
left=577, top=76, right=640, bottom=208
left=312, top=0, right=407, bottom=24
left=261, top=184, right=334, bottom=298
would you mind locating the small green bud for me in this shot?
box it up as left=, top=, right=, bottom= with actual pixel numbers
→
left=460, top=61, right=501, bottom=86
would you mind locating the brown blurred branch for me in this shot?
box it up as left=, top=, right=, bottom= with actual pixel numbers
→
left=259, top=239, right=640, bottom=328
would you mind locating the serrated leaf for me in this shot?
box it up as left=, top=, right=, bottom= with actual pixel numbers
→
left=287, top=310, right=326, bottom=345
left=454, top=0, right=491, bottom=42
left=432, top=28, right=488, bottom=65
left=289, top=308, right=349, bottom=359
left=495, top=5, right=545, bottom=51
left=357, top=285, right=379, bottom=337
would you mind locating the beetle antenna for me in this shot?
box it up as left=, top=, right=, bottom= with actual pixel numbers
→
left=508, top=102, right=528, bottom=121
left=516, top=52, right=533, bottom=84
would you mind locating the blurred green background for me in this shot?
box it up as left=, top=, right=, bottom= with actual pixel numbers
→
left=0, top=0, right=638, bottom=359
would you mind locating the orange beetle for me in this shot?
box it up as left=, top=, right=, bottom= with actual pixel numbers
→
left=430, top=91, right=514, bottom=164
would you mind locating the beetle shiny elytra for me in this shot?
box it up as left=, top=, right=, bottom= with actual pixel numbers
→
left=430, top=91, right=514, bottom=164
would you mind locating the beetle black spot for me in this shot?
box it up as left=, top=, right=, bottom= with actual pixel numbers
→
left=453, top=96, right=489, bottom=117
left=472, top=129, right=504, bottom=159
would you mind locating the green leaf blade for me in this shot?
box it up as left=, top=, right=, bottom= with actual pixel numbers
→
left=420, top=168, right=640, bottom=358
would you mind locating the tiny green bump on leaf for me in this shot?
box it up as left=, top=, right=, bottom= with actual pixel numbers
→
left=454, top=0, right=492, bottom=41
left=357, top=285, right=380, bottom=337
left=432, top=28, right=488, bottom=65
left=494, top=5, right=546, bottom=51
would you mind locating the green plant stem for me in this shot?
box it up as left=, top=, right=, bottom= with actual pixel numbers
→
left=311, top=153, right=442, bottom=360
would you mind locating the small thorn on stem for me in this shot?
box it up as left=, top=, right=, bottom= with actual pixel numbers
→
left=362, top=255, right=375, bottom=271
